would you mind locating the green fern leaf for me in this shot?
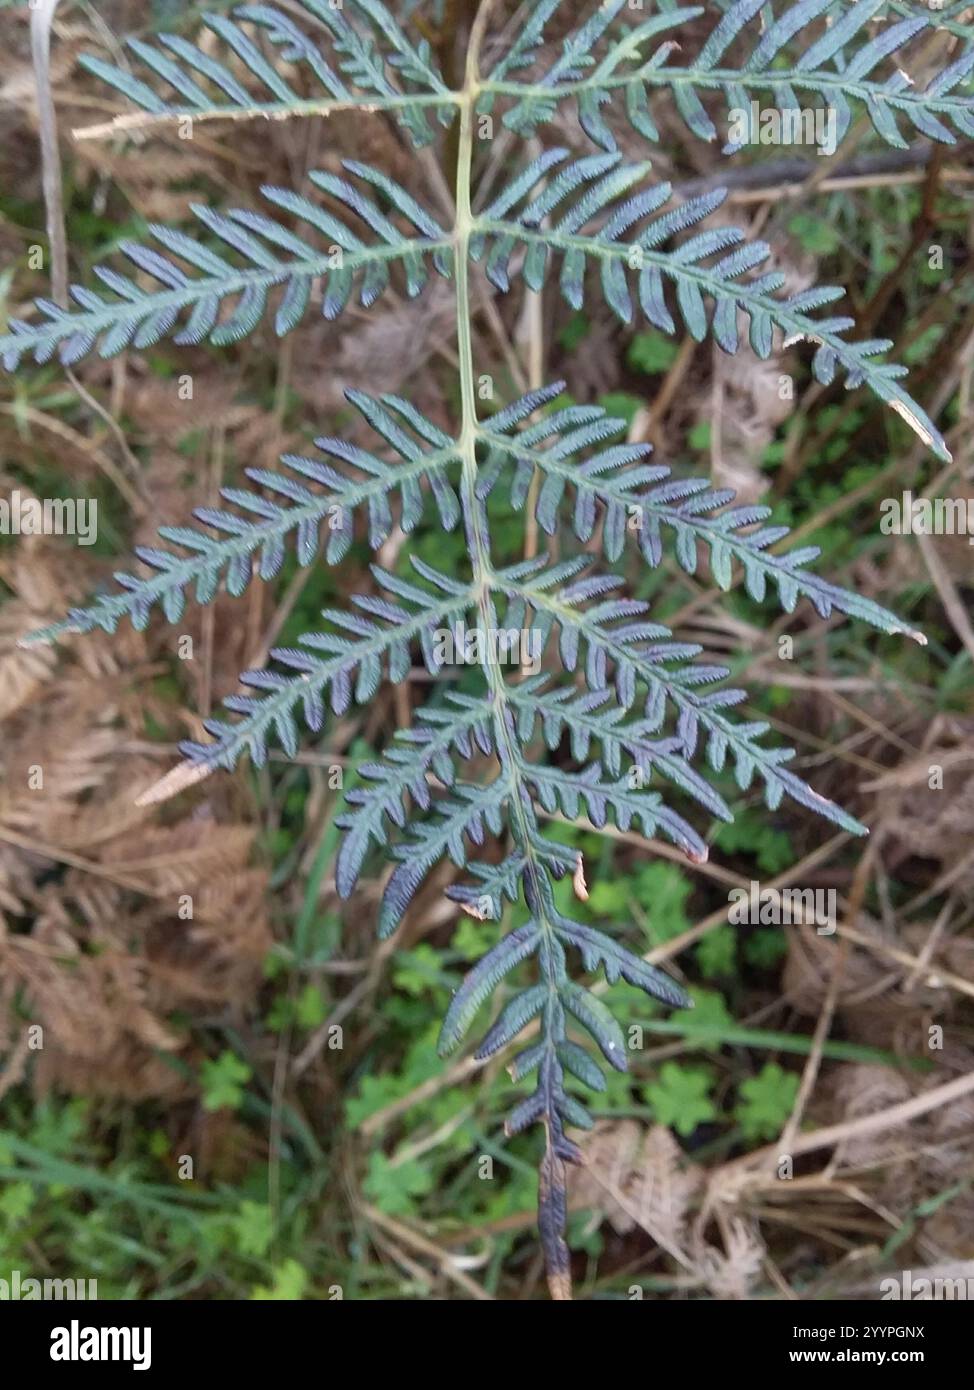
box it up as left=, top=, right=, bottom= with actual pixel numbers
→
left=485, top=0, right=974, bottom=154
left=496, top=554, right=867, bottom=835
left=179, top=561, right=472, bottom=772
left=80, top=2, right=454, bottom=144
left=377, top=779, right=510, bottom=939
left=0, top=168, right=450, bottom=367
left=479, top=386, right=932, bottom=635
left=21, top=393, right=461, bottom=643
left=473, top=155, right=950, bottom=459
left=335, top=696, right=494, bottom=898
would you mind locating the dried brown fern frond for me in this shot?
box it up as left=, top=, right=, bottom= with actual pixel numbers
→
left=0, top=549, right=272, bottom=1102
left=698, top=1218, right=766, bottom=1301
left=570, top=1119, right=701, bottom=1249
left=878, top=729, right=974, bottom=884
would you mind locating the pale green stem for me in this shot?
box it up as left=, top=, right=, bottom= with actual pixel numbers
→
left=453, top=17, right=560, bottom=954
left=453, top=16, right=570, bottom=1290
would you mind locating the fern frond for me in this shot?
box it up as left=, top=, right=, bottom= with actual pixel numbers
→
left=496, top=557, right=868, bottom=836
left=341, top=0, right=448, bottom=92
left=443, top=855, right=531, bottom=926
left=335, top=694, right=495, bottom=899
left=437, top=918, right=543, bottom=1055
left=0, top=166, right=450, bottom=368
left=553, top=916, right=690, bottom=1009
left=22, top=393, right=461, bottom=644
left=890, top=0, right=974, bottom=44
left=376, top=778, right=510, bottom=937
left=7, top=0, right=955, bottom=1301
left=473, top=153, right=950, bottom=459
left=483, top=0, right=974, bottom=153
left=526, top=761, right=709, bottom=862
left=439, top=857, right=692, bottom=1291
left=478, top=385, right=930, bottom=639
left=78, top=1, right=454, bottom=144
left=508, top=677, right=733, bottom=823
left=179, top=560, right=473, bottom=771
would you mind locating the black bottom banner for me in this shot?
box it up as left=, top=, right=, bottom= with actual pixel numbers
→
left=0, top=1296, right=966, bottom=1374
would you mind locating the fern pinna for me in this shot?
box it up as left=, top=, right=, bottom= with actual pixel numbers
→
left=5, top=0, right=962, bottom=1298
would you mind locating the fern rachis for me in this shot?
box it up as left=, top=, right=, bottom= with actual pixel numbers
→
left=4, top=0, right=964, bottom=1298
